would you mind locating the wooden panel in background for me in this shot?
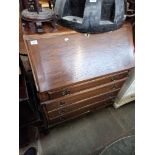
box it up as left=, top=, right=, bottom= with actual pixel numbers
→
left=19, top=18, right=27, bottom=54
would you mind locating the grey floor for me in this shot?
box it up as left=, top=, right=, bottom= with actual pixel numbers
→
left=39, top=102, right=135, bottom=155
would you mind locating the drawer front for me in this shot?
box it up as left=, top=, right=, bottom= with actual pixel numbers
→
left=47, top=89, right=120, bottom=118
left=39, top=70, right=129, bottom=102
left=47, top=90, right=119, bottom=118
left=43, top=78, right=126, bottom=111
left=48, top=97, right=114, bottom=126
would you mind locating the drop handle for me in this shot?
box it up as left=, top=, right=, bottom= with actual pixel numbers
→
left=62, top=89, right=71, bottom=96
left=111, top=76, right=116, bottom=81
left=59, top=115, right=65, bottom=121
left=59, top=108, right=66, bottom=114
left=112, top=84, right=117, bottom=90
left=59, top=101, right=65, bottom=106
left=47, top=91, right=54, bottom=99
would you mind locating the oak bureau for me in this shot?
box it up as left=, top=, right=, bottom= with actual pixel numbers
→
left=23, top=23, right=135, bottom=128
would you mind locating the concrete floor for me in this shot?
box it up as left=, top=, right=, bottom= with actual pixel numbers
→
left=39, top=102, right=134, bottom=155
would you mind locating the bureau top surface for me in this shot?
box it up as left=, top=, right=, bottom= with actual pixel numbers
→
left=25, top=23, right=135, bottom=92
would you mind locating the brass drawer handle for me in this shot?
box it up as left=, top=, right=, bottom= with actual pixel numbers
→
left=62, top=89, right=71, bottom=96
left=59, top=101, right=65, bottom=106
left=47, top=91, right=54, bottom=99
left=111, top=76, right=116, bottom=81
left=112, top=84, right=117, bottom=90
left=59, top=115, right=65, bottom=121
left=59, top=108, right=66, bottom=114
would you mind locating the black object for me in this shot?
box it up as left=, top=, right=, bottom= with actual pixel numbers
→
left=100, top=135, right=135, bottom=155
left=24, top=147, right=37, bottom=155
left=19, top=56, right=43, bottom=147
left=54, top=0, right=126, bottom=33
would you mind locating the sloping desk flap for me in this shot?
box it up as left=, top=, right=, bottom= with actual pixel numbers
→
left=24, top=23, right=135, bottom=92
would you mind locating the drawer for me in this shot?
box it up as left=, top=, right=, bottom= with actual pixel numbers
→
left=39, top=70, right=129, bottom=102
left=48, top=97, right=114, bottom=126
left=43, top=77, right=126, bottom=111
left=47, top=90, right=119, bottom=118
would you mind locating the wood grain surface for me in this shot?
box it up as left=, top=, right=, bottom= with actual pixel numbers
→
left=48, top=98, right=114, bottom=126
left=46, top=90, right=120, bottom=118
left=39, top=70, right=129, bottom=102
left=24, top=23, right=134, bottom=92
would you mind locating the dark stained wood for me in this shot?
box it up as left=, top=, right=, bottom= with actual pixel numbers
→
left=39, top=70, right=129, bottom=102
left=42, top=78, right=126, bottom=107
left=24, top=23, right=134, bottom=92
left=23, top=22, right=135, bottom=127
left=19, top=75, right=28, bottom=101
left=19, top=19, right=27, bottom=54
left=23, top=23, right=75, bottom=39
left=46, top=90, right=119, bottom=118
left=48, top=98, right=114, bottom=126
